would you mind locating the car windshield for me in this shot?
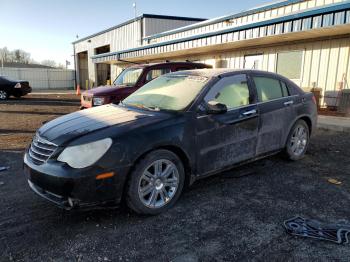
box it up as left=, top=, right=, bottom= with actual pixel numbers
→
left=113, top=67, right=143, bottom=86
left=123, top=74, right=209, bottom=111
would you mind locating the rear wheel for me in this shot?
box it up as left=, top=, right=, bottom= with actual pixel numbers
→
left=285, top=120, right=310, bottom=161
left=126, top=149, right=185, bottom=215
left=0, top=90, right=8, bottom=100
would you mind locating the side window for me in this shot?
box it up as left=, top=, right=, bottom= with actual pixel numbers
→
left=280, top=81, right=290, bottom=97
left=145, top=68, right=171, bottom=82
left=205, top=74, right=250, bottom=109
left=253, top=76, right=284, bottom=102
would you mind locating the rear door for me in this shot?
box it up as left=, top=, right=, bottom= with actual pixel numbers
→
left=251, top=74, right=297, bottom=155
left=195, top=74, right=259, bottom=175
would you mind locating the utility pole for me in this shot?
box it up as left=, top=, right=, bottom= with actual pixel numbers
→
left=0, top=50, right=3, bottom=68
left=133, top=2, right=137, bottom=20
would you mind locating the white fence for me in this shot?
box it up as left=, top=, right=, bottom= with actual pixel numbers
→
left=0, top=67, right=75, bottom=90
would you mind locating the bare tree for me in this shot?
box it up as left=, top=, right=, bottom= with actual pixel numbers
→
left=41, top=60, right=57, bottom=67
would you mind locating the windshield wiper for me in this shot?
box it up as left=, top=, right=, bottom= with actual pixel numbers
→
left=126, top=103, right=160, bottom=111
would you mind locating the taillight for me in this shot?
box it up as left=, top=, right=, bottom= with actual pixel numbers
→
left=312, top=95, right=317, bottom=104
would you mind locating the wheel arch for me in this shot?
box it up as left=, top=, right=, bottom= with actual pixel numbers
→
left=284, top=115, right=313, bottom=147
left=121, top=144, right=193, bottom=201
left=299, top=116, right=312, bottom=135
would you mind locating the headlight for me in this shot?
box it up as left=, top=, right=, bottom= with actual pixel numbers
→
left=14, top=83, right=21, bottom=88
left=57, top=138, right=112, bottom=169
left=93, top=97, right=105, bottom=106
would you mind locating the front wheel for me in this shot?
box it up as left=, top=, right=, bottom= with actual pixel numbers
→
left=126, top=149, right=185, bottom=215
left=285, top=120, right=310, bottom=161
left=0, top=90, right=9, bottom=100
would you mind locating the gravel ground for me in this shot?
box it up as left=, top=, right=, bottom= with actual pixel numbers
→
left=0, top=95, right=350, bottom=261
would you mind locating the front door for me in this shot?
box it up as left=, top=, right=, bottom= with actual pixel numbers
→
left=195, top=74, right=259, bottom=175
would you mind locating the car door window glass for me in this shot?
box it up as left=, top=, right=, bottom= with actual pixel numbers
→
left=253, top=76, right=283, bottom=102
left=146, top=68, right=171, bottom=82
left=280, top=81, right=290, bottom=97
left=205, top=74, right=250, bottom=109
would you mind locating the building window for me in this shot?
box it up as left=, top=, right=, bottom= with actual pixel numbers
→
left=283, top=21, right=292, bottom=33
left=323, top=13, right=334, bottom=27
left=292, top=19, right=302, bottom=32
left=313, top=15, right=322, bottom=29
left=334, top=11, right=345, bottom=25
left=302, top=17, right=312, bottom=30
left=276, top=50, right=303, bottom=79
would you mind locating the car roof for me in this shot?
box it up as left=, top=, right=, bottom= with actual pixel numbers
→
left=167, top=68, right=303, bottom=94
left=127, top=61, right=210, bottom=69
left=168, top=68, right=288, bottom=79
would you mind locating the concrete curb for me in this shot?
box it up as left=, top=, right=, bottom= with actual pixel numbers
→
left=317, top=123, right=350, bottom=133
left=317, top=115, right=350, bottom=133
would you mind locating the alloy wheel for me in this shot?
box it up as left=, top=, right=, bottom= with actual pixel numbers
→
left=138, top=159, right=179, bottom=209
left=289, top=124, right=308, bottom=157
left=0, top=90, right=7, bottom=100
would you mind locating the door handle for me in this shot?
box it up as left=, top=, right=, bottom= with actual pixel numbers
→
left=242, top=109, right=257, bottom=116
left=284, top=101, right=294, bottom=106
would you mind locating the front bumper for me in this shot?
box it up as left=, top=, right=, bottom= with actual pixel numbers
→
left=23, top=152, right=131, bottom=209
left=14, top=86, right=32, bottom=96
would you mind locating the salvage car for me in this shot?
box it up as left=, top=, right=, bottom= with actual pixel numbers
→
left=0, top=76, right=32, bottom=100
left=24, top=69, right=317, bottom=215
left=80, top=62, right=212, bottom=109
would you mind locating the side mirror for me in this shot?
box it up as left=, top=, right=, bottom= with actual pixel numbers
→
left=206, top=101, right=227, bottom=114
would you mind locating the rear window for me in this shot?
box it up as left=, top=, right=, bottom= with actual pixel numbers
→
left=145, top=68, right=171, bottom=82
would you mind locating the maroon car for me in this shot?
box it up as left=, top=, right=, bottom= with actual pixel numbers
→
left=81, top=62, right=212, bottom=108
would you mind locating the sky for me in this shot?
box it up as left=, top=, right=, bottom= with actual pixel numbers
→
left=0, top=0, right=267, bottom=69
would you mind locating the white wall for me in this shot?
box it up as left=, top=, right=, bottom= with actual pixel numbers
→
left=0, top=68, right=75, bottom=90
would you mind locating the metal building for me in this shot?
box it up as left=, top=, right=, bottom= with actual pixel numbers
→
left=91, top=0, right=350, bottom=106
left=73, top=14, right=205, bottom=89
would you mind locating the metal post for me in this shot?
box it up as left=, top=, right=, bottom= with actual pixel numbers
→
left=133, top=2, right=137, bottom=20
left=0, top=50, right=3, bottom=68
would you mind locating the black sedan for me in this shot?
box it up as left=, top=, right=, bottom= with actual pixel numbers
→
left=0, top=76, right=32, bottom=100
left=24, top=69, right=317, bottom=215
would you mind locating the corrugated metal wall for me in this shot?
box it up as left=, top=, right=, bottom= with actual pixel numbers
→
left=146, top=0, right=348, bottom=44
left=74, top=21, right=139, bottom=54
left=0, top=68, right=75, bottom=90
left=143, top=18, right=202, bottom=38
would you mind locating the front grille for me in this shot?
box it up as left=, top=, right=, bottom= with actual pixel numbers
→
left=29, top=134, right=58, bottom=165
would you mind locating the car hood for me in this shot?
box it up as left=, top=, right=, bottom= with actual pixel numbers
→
left=38, top=104, right=172, bottom=145
left=84, top=85, right=129, bottom=96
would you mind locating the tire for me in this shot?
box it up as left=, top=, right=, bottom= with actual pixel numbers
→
left=0, top=90, right=9, bottom=100
left=285, top=120, right=310, bottom=161
left=126, top=149, right=185, bottom=215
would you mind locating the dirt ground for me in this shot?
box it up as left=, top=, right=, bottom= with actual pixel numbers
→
left=0, top=94, right=350, bottom=261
